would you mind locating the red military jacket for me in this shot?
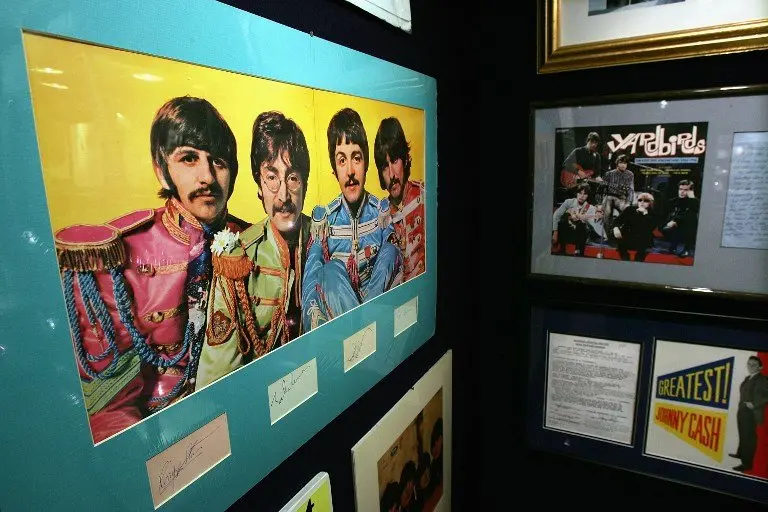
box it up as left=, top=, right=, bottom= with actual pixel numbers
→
left=391, top=180, right=426, bottom=282
left=55, top=198, right=248, bottom=443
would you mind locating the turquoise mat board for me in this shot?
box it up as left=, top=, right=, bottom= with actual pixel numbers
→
left=0, top=1, right=437, bottom=510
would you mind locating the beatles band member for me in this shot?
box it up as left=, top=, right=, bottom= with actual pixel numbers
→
left=302, top=108, right=402, bottom=331
left=196, top=111, right=311, bottom=388
left=374, top=117, right=426, bottom=282
left=55, top=96, right=248, bottom=442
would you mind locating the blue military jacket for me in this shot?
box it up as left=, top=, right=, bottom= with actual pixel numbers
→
left=302, top=191, right=395, bottom=323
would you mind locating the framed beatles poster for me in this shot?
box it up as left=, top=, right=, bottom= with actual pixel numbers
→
left=528, top=304, right=768, bottom=504
left=539, top=0, right=768, bottom=73
left=0, top=0, right=437, bottom=510
left=529, top=84, right=768, bottom=298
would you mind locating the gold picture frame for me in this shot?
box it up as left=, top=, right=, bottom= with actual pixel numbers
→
left=539, top=0, right=768, bottom=73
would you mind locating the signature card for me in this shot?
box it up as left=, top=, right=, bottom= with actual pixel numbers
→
left=146, top=413, right=231, bottom=508
left=268, top=358, right=319, bottom=425
left=394, top=296, right=418, bottom=337
left=343, top=322, right=377, bottom=372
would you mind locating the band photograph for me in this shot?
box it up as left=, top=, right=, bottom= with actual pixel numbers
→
left=645, top=340, right=768, bottom=482
left=551, top=122, right=706, bottom=265
left=377, top=389, right=444, bottom=512
left=23, top=32, right=426, bottom=444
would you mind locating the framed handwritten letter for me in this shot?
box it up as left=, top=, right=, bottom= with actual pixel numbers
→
left=529, top=84, right=768, bottom=298
left=351, top=350, right=452, bottom=512
left=539, top=0, right=768, bottom=73
left=0, top=0, right=437, bottom=510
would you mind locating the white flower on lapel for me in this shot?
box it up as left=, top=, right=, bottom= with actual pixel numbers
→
left=211, top=227, right=240, bottom=256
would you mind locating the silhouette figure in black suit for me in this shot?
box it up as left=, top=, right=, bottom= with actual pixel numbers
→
left=730, top=356, right=768, bottom=471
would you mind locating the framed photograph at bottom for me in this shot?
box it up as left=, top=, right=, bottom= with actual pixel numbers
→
left=351, top=350, right=452, bottom=512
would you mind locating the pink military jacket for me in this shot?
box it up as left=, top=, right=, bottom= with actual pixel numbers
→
left=55, top=198, right=248, bottom=443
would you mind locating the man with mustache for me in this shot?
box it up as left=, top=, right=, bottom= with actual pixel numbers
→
left=54, top=96, right=248, bottom=442
left=302, top=107, right=402, bottom=330
left=374, top=117, right=426, bottom=282
left=195, top=111, right=311, bottom=388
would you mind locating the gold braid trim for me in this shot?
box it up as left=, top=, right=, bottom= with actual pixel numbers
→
left=264, top=308, right=282, bottom=355
left=294, top=223, right=304, bottom=309
left=205, top=275, right=238, bottom=348
left=235, top=279, right=260, bottom=357
left=56, top=237, right=126, bottom=272
left=173, top=197, right=202, bottom=230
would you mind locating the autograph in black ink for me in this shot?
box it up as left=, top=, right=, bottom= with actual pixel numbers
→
left=157, top=425, right=221, bottom=497
left=347, top=327, right=374, bottom=363
left=270, top=363, right=311, bottom=407
left=394, top=302, right=417, bottom=334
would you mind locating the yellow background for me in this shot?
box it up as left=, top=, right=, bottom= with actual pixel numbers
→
left=653, top=402, right=727, bottom=462
left=23, top=33, right=424, bottom=232
left=313, top=89, right=424, bottom=206
left=301, top=478, right=332, bottom=512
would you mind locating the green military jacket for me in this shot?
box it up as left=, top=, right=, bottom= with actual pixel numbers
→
left=195, top=214, right=310, bottom=389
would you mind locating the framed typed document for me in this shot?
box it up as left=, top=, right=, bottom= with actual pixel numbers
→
left=0, top=0, right=437, bottom=510
left=544, top=332, right=642, bottom=446
left=529, top=84, right=768, bottom=298
left=528, top=304, right=768, bottom=505
left=539, top=0, right=768, bottom=73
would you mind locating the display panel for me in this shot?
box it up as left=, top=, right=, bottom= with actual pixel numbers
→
left=0, top=1, right=437, bottom=510
left=527, top=304, right=768, bottom=505
left=530, top=86, right=768, bottom=297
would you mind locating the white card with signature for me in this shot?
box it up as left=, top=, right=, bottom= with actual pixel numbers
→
left=146, top=413, right=231, bottom=509
left=343, top=322, right=377, bottom=372
left=268, top=358, right=318, bottom=425
left=394, top=296, right=418, bottom=337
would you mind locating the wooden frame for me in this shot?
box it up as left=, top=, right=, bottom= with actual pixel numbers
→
left=539, top=0, right=768, bottom=73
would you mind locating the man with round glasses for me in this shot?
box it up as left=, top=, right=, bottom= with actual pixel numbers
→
left=195, top=111, right=312, bottom=388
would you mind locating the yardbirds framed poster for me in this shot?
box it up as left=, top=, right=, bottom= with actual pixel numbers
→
left=529, top=84, right=768, bottom=298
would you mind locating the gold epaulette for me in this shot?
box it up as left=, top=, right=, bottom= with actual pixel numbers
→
left=55, top=224, right=126, bottom=272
